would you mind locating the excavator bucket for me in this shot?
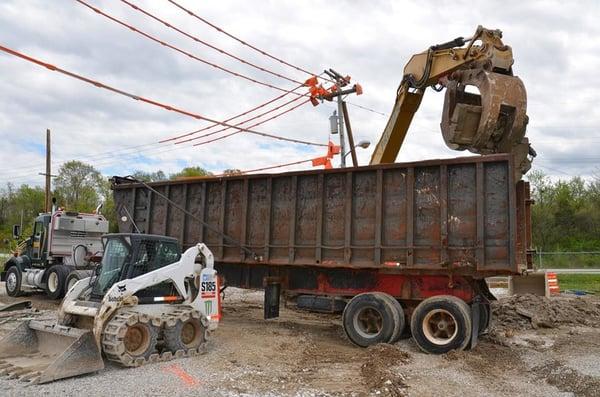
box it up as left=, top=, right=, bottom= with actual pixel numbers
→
left=0, top=320, right=104, bottom=384
left=441, top=68, right=532, bottom=178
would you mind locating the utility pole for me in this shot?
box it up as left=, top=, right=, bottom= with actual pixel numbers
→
left=321, top=68, right=362, bottom=168
left=336, top=95, right=346, bottom=168
left=38, top=129, right=56, bottom=213
left=45, top=129, right=51, bottom=212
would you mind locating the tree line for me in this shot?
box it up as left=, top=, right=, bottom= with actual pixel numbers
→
left=0, top=161, right=218, bottom=252
left=1, top=162, right=599, bottom=256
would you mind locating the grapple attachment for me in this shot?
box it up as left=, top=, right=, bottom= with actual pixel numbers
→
left=0, top=320, right=104, bottom=384
left=441, top=68, right=532, bottom=178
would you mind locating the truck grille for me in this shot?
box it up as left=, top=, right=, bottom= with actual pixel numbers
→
left=69, top=231, right=87, bottom=238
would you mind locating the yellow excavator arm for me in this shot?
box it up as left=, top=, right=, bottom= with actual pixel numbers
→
left=370, top=26, right=533, bottom=177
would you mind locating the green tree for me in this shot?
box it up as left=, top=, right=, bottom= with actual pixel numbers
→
left=131, top=170, right=167, bottom=182
left=222, top=168, right=242, bottom=176
left=54, top=161, right=104, bottom=212
left=170, top=166, right=211, bottom=179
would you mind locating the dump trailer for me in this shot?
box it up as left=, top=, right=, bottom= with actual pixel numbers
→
left=112, top=154, right=533, bottom=354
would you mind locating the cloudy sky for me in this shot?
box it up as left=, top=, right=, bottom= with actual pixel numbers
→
left=1, top=0, right=599, bottom=187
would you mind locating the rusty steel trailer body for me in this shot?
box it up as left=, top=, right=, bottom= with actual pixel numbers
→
left=112, top=154, right=532, bottom=352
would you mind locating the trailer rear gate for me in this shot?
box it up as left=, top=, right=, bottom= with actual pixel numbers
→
left=112, top=154, right=531, bottom=283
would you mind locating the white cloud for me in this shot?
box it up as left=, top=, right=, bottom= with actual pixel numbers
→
left=0, top=0, right=599, bottom=187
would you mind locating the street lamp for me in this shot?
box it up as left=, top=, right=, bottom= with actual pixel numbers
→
left=343, top=140, right=371, bottom=160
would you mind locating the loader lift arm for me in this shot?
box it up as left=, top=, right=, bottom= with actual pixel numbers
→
left=370, top=26, right=533, bottom=177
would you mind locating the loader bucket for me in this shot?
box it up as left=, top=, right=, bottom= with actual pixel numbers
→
left=0, top=320, right=104, bottom=384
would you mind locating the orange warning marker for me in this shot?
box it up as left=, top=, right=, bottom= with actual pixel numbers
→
left=546, top=272, right=560, bottom=296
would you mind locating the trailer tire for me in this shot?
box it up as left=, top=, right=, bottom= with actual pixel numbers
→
left=410, top=295, right=472, bottom=354
left=5, top=266, right=23, bottom=297
left=45, top=265, right=69, bottom=299
left=342, top=293, right=396, bottom=347
left=66, top=270, right=91, bottom=293
left=373, top=292, right=406, bottom=344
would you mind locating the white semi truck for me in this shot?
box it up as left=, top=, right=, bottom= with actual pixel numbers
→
left=2, top=206, right=109, bottom=298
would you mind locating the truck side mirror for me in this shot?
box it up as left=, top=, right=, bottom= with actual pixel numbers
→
left=12, top=225, right=21, bottom=239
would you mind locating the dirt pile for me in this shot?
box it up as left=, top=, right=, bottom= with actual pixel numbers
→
left=361, top=344, right=411, bottom=397
left=492, top=294, right=600, bottom=330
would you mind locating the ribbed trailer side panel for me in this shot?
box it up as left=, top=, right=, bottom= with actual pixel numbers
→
left=112, top=155, right=530, bottom=277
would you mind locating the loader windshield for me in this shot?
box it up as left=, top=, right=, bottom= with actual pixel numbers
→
left=91, top=236, right=131, bottom=297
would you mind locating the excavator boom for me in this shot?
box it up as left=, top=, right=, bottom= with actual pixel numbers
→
left=370, top=26, right=533, bottom=177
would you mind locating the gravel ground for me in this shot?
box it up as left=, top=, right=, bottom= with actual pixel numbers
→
left=0, top=285, right=599, bottom=396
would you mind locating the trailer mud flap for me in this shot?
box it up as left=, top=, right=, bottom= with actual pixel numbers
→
left=469, top=298, right=483, bottom=350
left=0, top=320, right=104, bottom=384
left=264, top=280, right=281, bottom=319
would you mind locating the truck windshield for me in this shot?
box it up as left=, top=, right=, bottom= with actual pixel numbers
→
left=91, top=237, right=131, bottom=297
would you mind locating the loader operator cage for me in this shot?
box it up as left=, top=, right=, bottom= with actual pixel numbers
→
left=90, top=234, right=182, bottom=299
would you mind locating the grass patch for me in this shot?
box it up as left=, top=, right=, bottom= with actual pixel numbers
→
left=558, top=274, right=600, bottom=294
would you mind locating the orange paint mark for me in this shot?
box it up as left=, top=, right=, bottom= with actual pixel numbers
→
left=163, top=364, right=201, bottom=387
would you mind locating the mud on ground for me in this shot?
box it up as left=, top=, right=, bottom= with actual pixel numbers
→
left=0, top=286, right=599, bottom=396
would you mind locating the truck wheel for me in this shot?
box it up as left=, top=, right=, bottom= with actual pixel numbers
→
left=66, top=270, right=92, bottom=292
left=342, top=292, right=396, bottom=347
left=164, top=317, right=206, bottom=352
left=45, top=265, right=69, bottom=299
left=410, top=295, right=472, bottom=354
left=373, top=292, right=406, bottom=343
left=5, top=266, right=23, bottom=297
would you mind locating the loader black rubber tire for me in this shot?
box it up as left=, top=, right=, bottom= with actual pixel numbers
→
left=102, top=311, right=159, bottom=367
left=45, top=265, right=69, bottom=300
left=164, top=317, right=206, bottom=352
left=410, top=295, right=472, bottom=354
left=65, top=269, right=91, bottom=293
left=374, top=292, right=406, bottom=344
left=342, top=292, right=396, bottom=347
left=5, top=266, right=23, bottom=297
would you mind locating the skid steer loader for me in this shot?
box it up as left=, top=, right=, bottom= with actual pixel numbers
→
left=0, top=233, right=220, bottom=384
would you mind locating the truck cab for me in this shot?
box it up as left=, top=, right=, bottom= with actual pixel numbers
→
left=2, top=209, right=109, bottom=299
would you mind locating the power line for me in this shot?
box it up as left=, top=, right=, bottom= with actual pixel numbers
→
left=75, top=0, right=309, bottom=96
left=168, top=0, right=326, bottom=81
left=193, top=98, right=311, bottom=146
left=0, top=43, right=328, bottom=148
left=175, top=95, right=308, bottom=144
left=160, top=83, right=306, bottom=143
left=119, top=0, right=302, bottom=85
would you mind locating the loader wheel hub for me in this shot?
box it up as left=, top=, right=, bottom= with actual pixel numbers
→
left=124, top=325, right=150, bottom=355
left=181, top=322, right=196, bottom=345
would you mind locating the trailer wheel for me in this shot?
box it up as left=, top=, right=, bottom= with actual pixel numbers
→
left=373, top=292, right=406, bottom=343
left=410, top=295, right=472, bottom=354
left=45, top=265, right=69, bottom=299
left=342, top=293, right=396, bottom=347
left=5, top=266, right=23, bottom=297
left=66, top=270, right=91, bottom=293
left=164, top=317, right=206, bottom=352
